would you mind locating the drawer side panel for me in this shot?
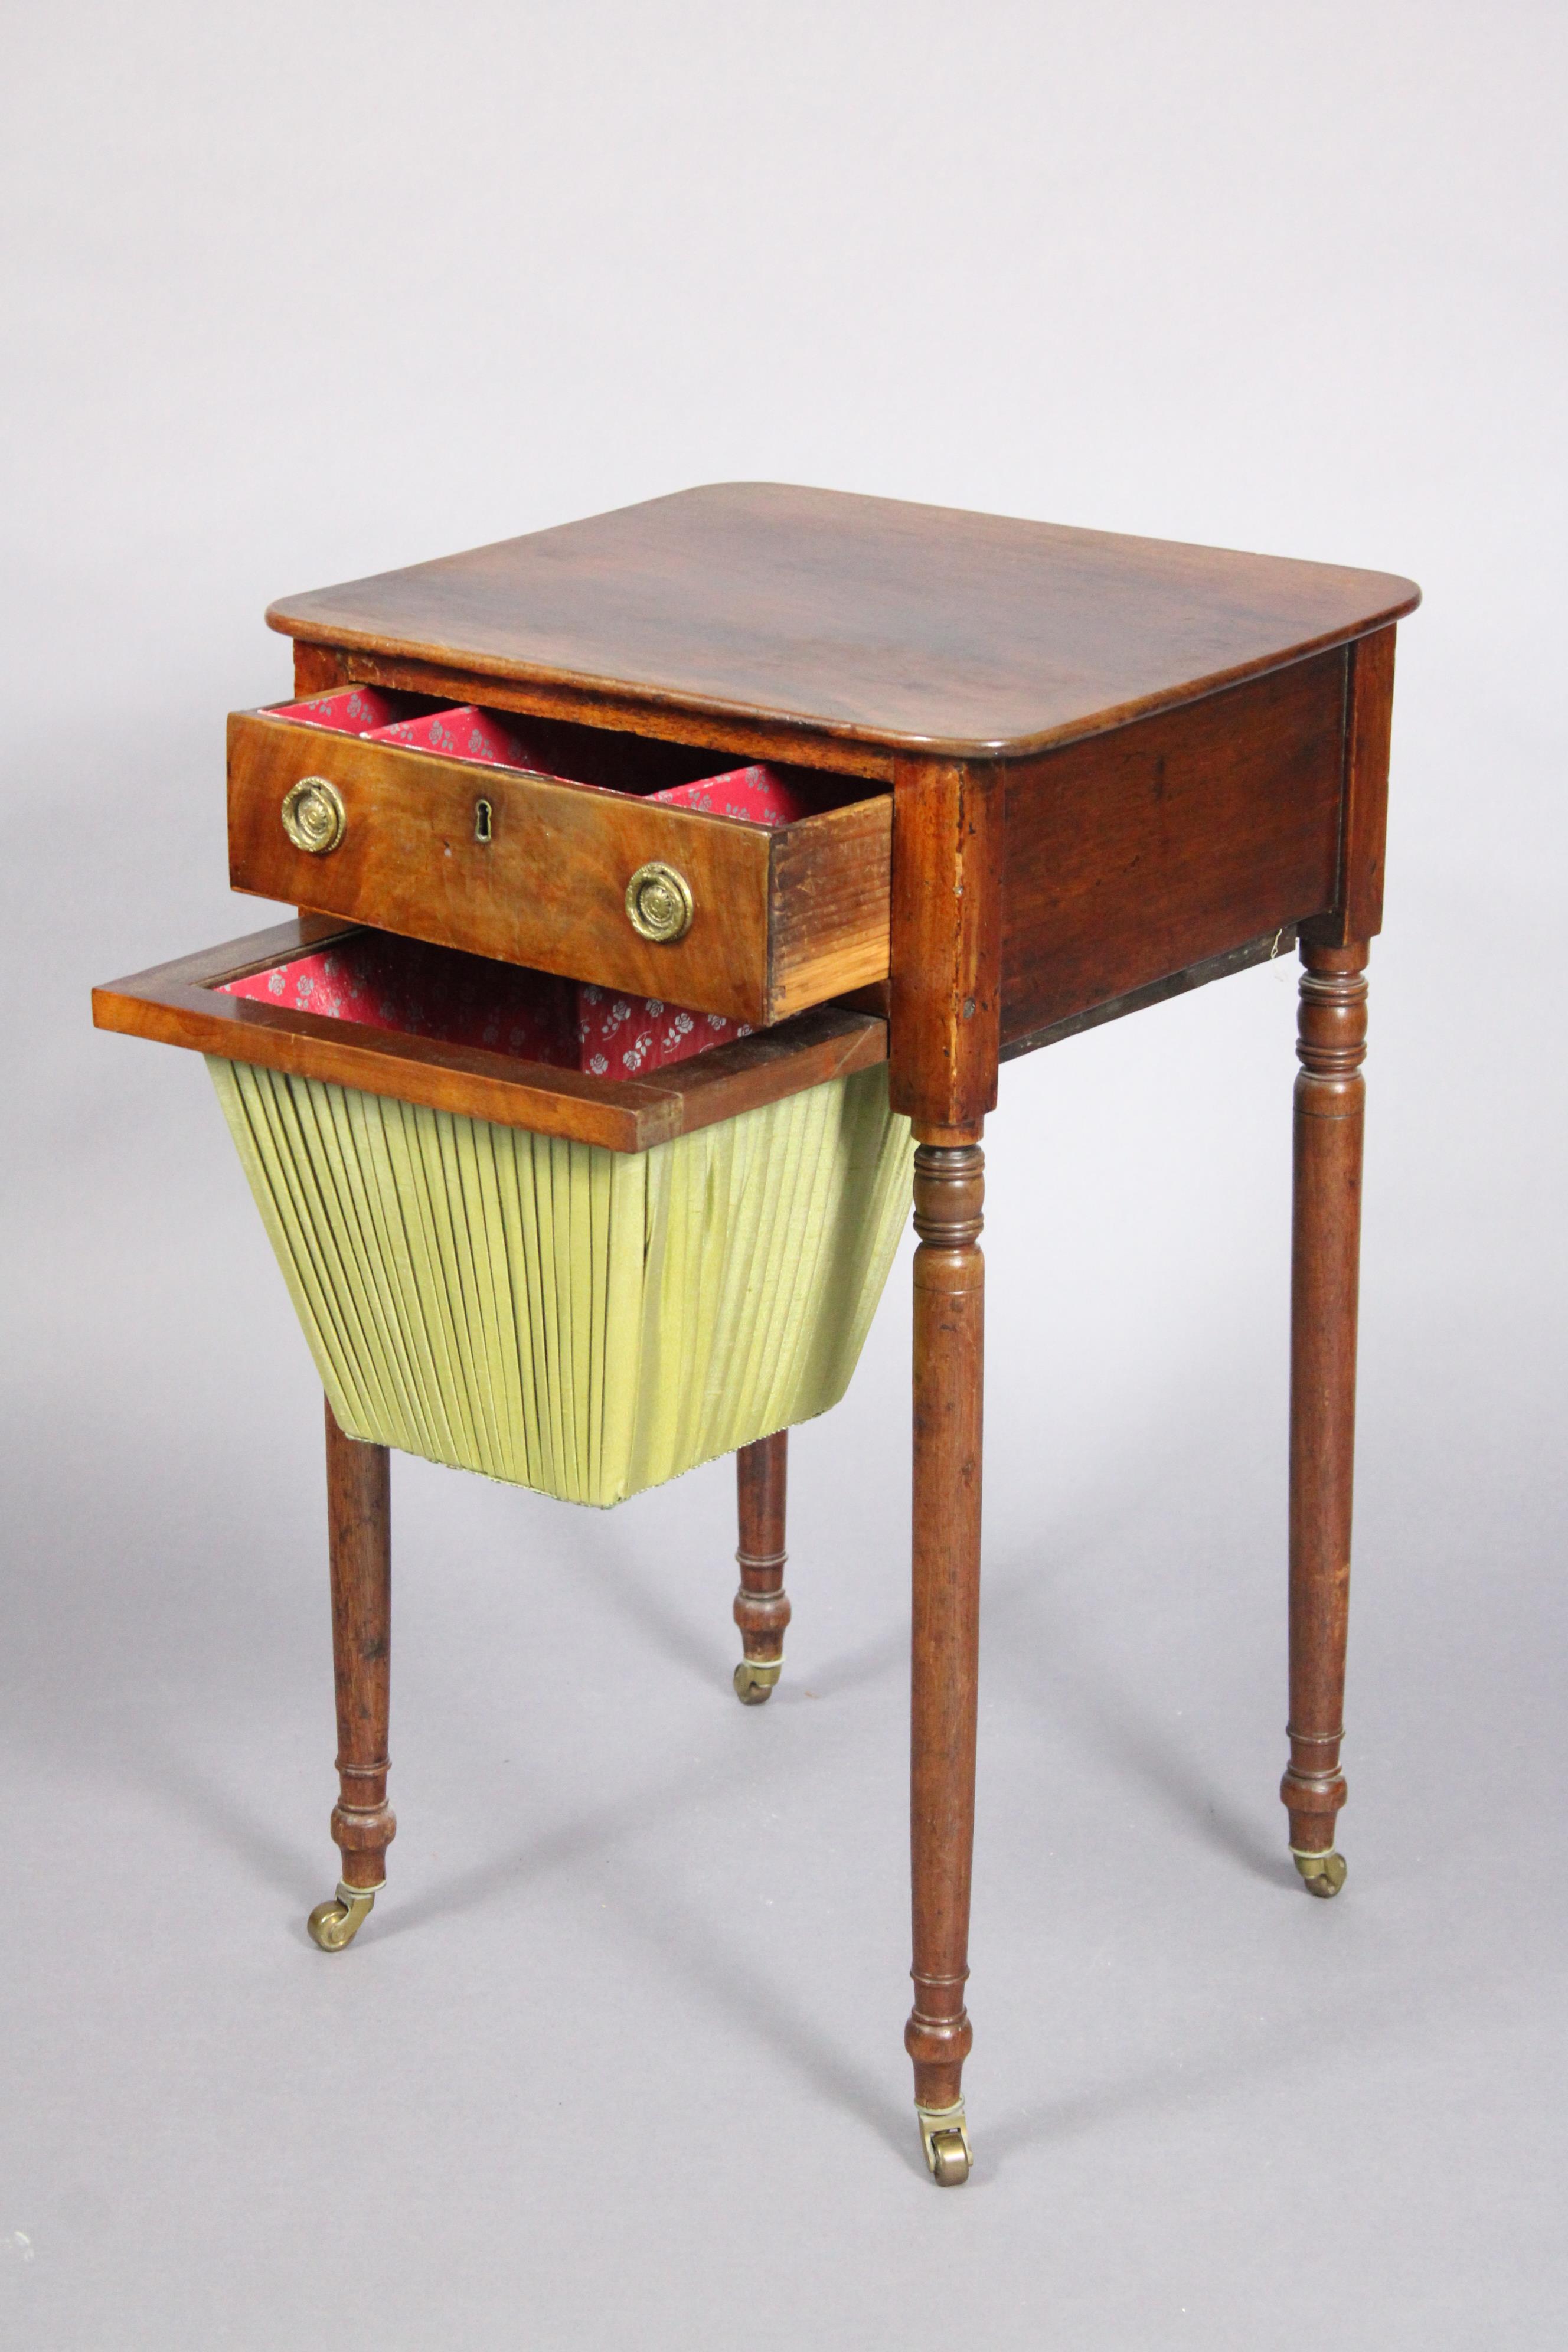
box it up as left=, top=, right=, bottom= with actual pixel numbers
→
left=767, top=793, right=893, bottom=1022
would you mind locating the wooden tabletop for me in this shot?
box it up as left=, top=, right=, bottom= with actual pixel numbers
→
left=269, top=482, right=1419, bottom=763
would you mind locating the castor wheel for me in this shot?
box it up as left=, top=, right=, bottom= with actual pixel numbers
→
left=307, top=1881, right=378, bottom=1950
left=733, top=1658, right=782, bottom=1705
left=916, top=2102, right=972, bottom=2186
left=1292, top=1848, right=1348, bottom=1899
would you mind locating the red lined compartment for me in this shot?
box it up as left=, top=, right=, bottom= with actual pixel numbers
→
left=221, top=933, right=752, bottom=1080
left=364, top=704, right=540, bottom=767
left=270, top=686, right=433, bottom=734
left=272, top=689, right=847, bottom=821
left=646, top=765, right=819, bottom=825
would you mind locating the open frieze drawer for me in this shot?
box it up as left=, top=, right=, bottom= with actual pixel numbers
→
left=226, top=689, right=894, bottom=1028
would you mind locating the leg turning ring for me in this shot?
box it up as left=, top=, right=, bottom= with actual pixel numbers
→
left=308, top=1880, right=378, bottom=1950
left=1292, top=1847, right=1348, bottom=1899
left=916, top=2100, right=972, bottom=2186
left=734, top=1657, right=783, bottom=1706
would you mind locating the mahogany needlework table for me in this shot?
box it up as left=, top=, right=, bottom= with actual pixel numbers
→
left=94, top=482, right=1419, bottom=2186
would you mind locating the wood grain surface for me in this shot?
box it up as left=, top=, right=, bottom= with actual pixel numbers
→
left=1001, top=649, right=1345, bottom=1043
left=734, top=1432, right=790, bottom=1667
left=890, top=759, right=1005, bottom=1133
left=1283, top=940, right=1369, bottom=1860
left=324, top=1400, right=395, bottom=1896
left=905, top=1139, right=986, bottom=2116
left=768, top=793, right=895, bottom=1017
left=266, top=481, right=1419, bottom=763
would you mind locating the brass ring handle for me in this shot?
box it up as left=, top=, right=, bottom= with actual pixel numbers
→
left=625, top=861, right=694, bottom=944
left=281, top=776, right=347, bottom=855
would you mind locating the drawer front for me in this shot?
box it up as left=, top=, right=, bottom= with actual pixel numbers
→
left=227, top=711, right=891, bottom=1027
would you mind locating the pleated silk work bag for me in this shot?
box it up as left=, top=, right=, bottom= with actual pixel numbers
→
left=208, top=1056, right=913, bottom=1506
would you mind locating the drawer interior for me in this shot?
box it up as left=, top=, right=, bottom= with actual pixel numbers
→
left=221, top=927, right=751, bottom=1080
left=94, top=920, right=888, bottom=1152
left=273, top=687, right=870, bottom=821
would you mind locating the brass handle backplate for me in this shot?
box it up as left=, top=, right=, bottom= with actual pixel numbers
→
left=625, top=861, right=694, bottom=943
left=281, top=776, right=347, bottom=856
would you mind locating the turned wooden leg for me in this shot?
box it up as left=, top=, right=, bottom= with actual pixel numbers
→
left=733, top=1430, right=790, bottom=1704
left=1282, top=942, right=1368, bottom=1898
left=308, top=1397, right=396, bottom=1950
left=905, top=1133, right=984, bottom=2184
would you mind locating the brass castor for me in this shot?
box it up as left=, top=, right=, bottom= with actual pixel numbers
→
left=916, top=2101, right=972, bottom=2186
left=308, top=1881, right=378, bottom=1950
left=734, top=1657, right=783, bottom=1706
left=1292, top=1848, right=1348, bottom=1899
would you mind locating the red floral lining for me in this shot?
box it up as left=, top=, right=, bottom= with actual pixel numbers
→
left=271, top=690, right=822, bottom=822
left=221, top=936, right=750, bottom=1080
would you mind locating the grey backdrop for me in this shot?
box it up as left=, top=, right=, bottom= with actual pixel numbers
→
left=3, top=5, right=1563, bottom=2346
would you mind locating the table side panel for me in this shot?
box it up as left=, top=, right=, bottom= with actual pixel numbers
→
left=1000, top=650, right=1347, bottom=1044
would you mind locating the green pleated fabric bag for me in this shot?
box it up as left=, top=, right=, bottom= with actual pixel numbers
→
left=207, top=1056, right=913, bottom=1505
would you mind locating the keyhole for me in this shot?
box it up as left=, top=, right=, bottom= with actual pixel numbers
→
left=474, top=798, right=494, bottom=844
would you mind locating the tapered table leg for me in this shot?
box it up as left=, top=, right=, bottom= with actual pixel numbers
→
left=308, top=1397, right=395, bottom=1949
left=733, top=1431, right=790, bottom=1704
left=905, top=1133, right=984, bottom=2184
left=1282, top=942, right=1369, bottom=1897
